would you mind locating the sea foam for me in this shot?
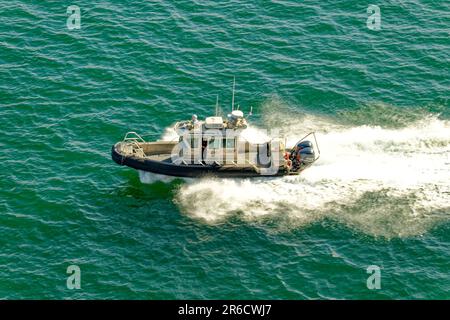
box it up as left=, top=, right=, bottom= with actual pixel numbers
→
left=173, top=111, right=450, bottom=238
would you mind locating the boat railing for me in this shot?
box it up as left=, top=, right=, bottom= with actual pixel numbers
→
left=122, top=132, right=146, bottom=157
left=291, top=132, right=321, bottom=162
left=123, top=131, right=146, bottom=143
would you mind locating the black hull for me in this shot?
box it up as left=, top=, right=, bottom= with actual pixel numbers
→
left=111, top=145, right=287, bottom=178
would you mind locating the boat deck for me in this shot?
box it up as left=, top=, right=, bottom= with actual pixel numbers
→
left=146, top=153, right=172, bottom=162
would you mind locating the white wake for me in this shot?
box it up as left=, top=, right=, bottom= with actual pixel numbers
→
left=173, top=113, right=450, bottom=238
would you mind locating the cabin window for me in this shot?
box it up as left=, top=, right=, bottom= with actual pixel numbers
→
left=190, top=137, right=199, bottom=149
left=225, top=138, right=235, bottom=149
left=208, top=137, right=222, bottom=149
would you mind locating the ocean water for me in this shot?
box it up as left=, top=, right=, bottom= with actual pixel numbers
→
left=0, top=0, right=449, bottom=299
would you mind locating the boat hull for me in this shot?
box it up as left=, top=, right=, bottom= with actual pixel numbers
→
left=111, top=144, right=288, bottom=178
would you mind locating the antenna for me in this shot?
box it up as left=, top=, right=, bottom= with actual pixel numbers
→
left=249, top=106, right=253, bottom=116
left=231, top=76, right=236, bottom=111
left=215, top=94, right=219, bottom=116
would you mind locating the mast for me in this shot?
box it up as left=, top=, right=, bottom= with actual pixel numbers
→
left=231, top=76, right=236, bottom=111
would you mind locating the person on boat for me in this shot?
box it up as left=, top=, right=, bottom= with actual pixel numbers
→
left=191, top=114, right=199, bottom=125
left=290, top=143, right=304, bottom=171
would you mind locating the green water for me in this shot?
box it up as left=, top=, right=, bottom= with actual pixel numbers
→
left=1, top=1, right=449, bottom=299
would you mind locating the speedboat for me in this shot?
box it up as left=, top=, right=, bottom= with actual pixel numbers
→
left=111, top=110, right=320, bottom=178
left=112, top=81, right=320, bottom=178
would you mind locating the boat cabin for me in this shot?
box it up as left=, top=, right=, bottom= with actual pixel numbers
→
left=173, top=112, right=278, bottom=167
